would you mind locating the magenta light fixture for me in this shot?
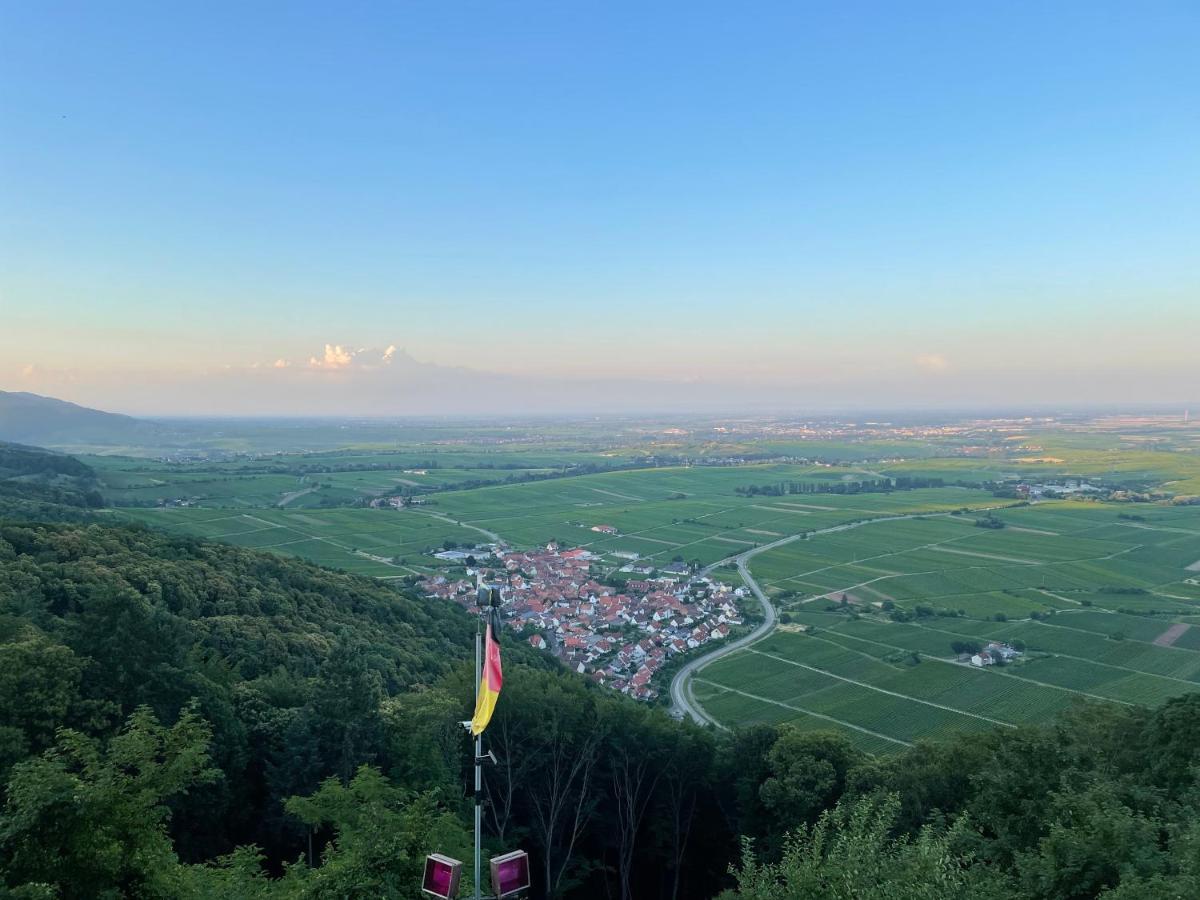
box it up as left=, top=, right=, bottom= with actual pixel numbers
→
left=489, top=849, right=531, bottom=897
left=422, top=853, right=463, bottom=898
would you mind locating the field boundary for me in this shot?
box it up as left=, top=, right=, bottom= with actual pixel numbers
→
left=745, top=647, right=1018, bottom=728
left=694, top=678, right=913, bottom=747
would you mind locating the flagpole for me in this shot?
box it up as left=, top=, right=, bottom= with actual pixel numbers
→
left=474, top=615, right=483, bottom=900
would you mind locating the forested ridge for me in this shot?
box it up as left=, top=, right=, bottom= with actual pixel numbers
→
left=0, top=442, right=104, bottom=521
left=4, top=448, right=1200, bottom=898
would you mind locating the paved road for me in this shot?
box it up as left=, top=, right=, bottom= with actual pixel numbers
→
left=668, top=510, right=984, bottom=725
left=668, top=528, right=820, bottom=725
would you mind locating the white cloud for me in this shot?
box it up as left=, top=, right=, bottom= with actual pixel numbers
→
left=915, top=353, right=950, bottom=373
left=301, top=343, right=408, bottom=371
left=309, top=344, right=359, bottom=369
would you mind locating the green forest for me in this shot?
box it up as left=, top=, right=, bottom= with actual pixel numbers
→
left=4, top=444, right=1200, bottom=898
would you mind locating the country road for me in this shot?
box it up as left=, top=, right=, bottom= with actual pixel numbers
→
left=667, top=509, right=998, bottom=726
left=667, top=550, right=778, bottom=728
left=414, top=509, right=504, bottom=544
left=276, top=486, right=318, bottom=507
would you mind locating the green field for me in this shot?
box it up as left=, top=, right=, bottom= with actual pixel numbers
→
left=427, top=469, right=1001, bottom=564
left=114, top=507, right=486, bottom=577
left=117, top=463, right=1010, bottom=574
left=693, top=498, right=1200, bottom=753
left=87, top=451, right=584, bottom=509
left=752, top=501, right=1200, bottom=612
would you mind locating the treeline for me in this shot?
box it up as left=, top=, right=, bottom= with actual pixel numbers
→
left=734, top=476, right=946, bottom=497
left=0, top=520, right=532, bottom=865
left=727, top=693, right=1200, bottom=898
left=0, top=479, right=104, bottom=519
left=9, top=604, right=1200, bottom=900
left=0, top=443, right=103, bottom=520
left=0, top=443, right=96, bottom=480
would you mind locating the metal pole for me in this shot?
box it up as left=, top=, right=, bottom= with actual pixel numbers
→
left=474, top=619, right=482, bottom=900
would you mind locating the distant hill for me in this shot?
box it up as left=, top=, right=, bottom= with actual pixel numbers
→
left=0, top=390, right=159, bottom=447
left=0, top=441, right=94, bottom=479
left=0, top=441, right=102, bottom=519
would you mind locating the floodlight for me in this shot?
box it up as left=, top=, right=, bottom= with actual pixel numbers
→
left=490, top=849, right=531, bottom=897
left=422, top=853, right=462, bottom=898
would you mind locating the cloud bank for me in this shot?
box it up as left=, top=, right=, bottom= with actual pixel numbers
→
left=7, top=341, right=1198, bottom=418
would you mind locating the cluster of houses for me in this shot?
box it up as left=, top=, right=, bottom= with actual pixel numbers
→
left=369, top=494, right=427, bottom=508
left=421, top=543, right=744, bottom=701
left=1015, top=481, right=1100, bottom=499
left=967, top=642, right=1023, bottom=667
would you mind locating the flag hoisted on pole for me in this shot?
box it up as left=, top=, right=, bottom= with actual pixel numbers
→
left=470, top=604, right=503, bottom=736
left=470, top=584, right=503, bottom=900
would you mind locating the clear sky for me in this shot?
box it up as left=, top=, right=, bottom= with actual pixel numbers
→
left=1, top=1, right=1197, bottom=415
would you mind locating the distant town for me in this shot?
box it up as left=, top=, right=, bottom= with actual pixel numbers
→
left=422, top=543, right=745, bottom=701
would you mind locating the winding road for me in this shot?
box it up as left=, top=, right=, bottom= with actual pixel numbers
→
left=668, top=510, right=993, bottom=725
left=668, top=550, right=779, bottom=727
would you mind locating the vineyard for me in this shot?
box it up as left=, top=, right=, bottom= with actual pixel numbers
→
left=699, top=499, right=1200, bottom=750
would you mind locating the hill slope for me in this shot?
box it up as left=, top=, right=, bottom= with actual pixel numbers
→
left=0, top=441, right=102, bottom=519
left=0, top=390, right=159, bottom=447
left=0, top=512, right=543, bottom=867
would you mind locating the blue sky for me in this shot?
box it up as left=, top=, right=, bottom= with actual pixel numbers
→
left=1, top=1, right=1197, bottom=414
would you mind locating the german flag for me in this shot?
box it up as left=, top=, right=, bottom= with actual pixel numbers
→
left=470, top=618, right=503, bottom=736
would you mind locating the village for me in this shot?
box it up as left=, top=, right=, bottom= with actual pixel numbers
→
left=421, top=542, right=746, bottom=701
